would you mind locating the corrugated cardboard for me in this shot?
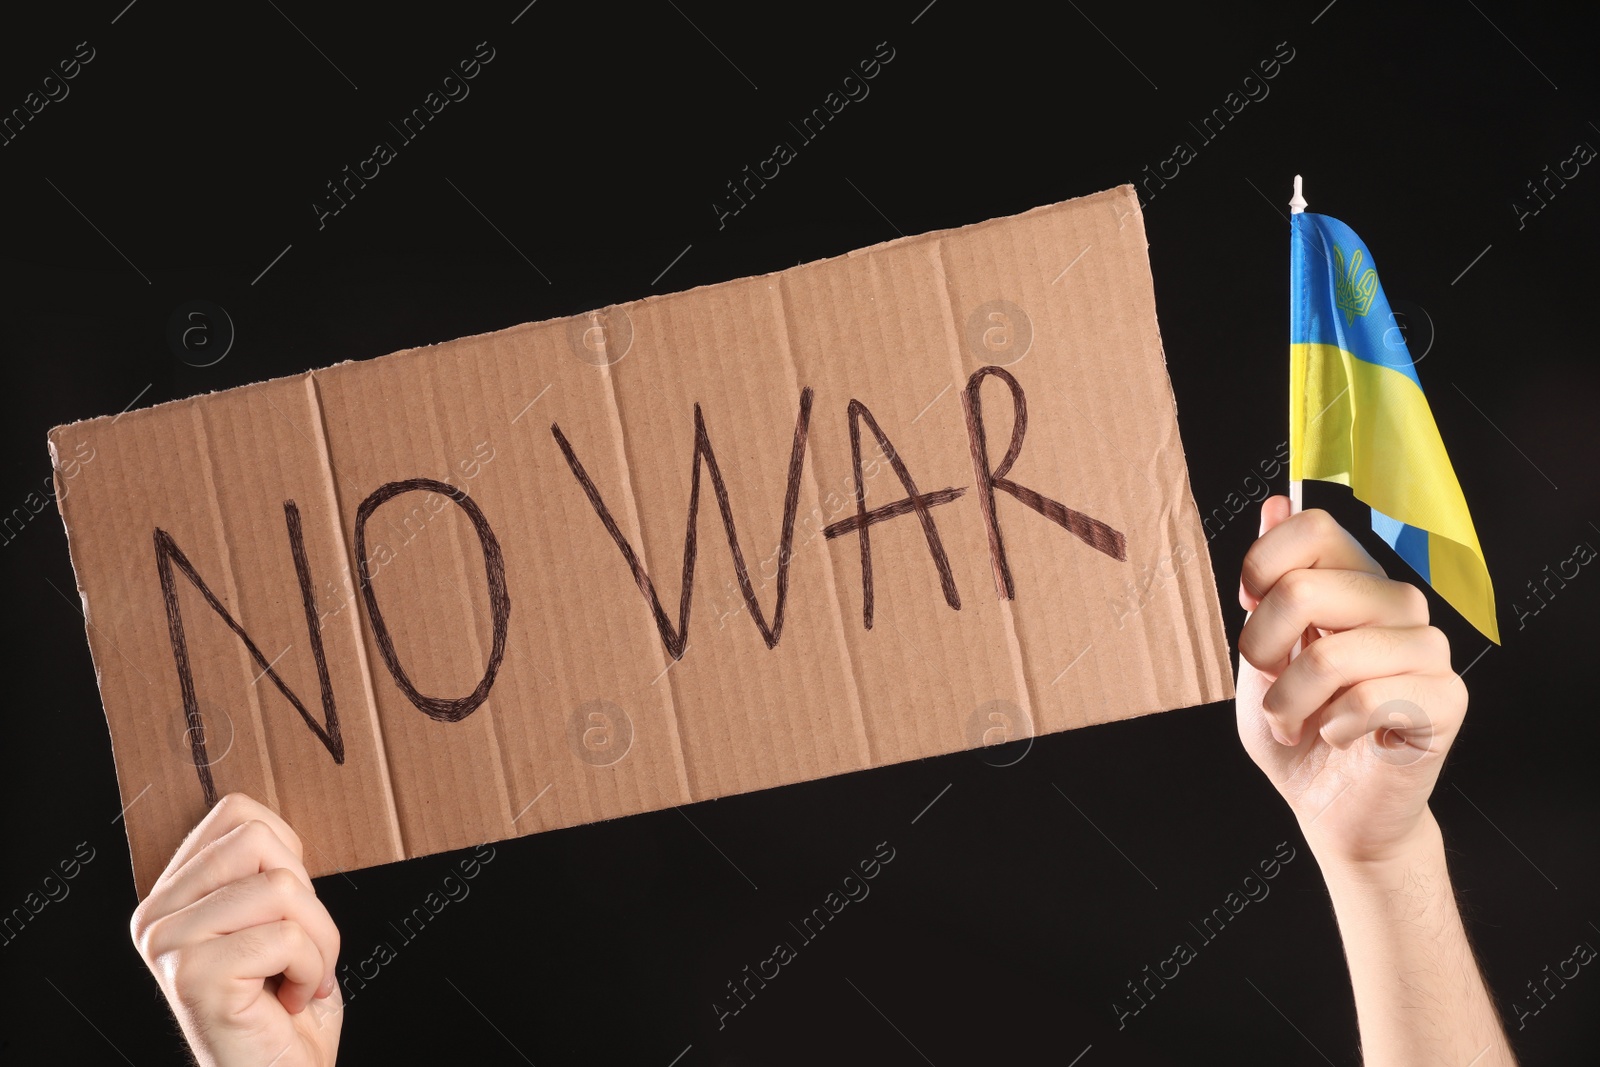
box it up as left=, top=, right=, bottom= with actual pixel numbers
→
left=50, top=185, right=1232, bottom=897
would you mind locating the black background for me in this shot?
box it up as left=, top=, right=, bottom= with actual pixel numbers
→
left=3, top=2, right=1597, bottom=1064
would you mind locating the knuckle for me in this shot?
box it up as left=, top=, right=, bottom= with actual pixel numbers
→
left=265, top=866, right=301, bottom=896
left=1419, top=624, right=1450, bottom=661
left=215, top=792, right=254, bottom=821
left=1303, top=508, right=1337, bottom=540
left=1350, top=682, right=1386, bottom=720
left=141, top=913, right=176, bottom=957
left=280, top=919, right=310, bottom=954
left=239, top=819, right=279, bottom=859
left=263, top=817, right=304, bottom=860
left=1400, top=582, right=1430, bottom=621
left=1275, top=569, right=1313, bottom=615
left=129, top=904, right=153, bottom=953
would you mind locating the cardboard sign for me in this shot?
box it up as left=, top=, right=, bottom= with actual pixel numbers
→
left=50, top=185, right=1232, bottom=897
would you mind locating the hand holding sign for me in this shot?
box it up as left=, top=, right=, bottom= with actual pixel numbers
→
left=129, top=793, right=343, bottom=1067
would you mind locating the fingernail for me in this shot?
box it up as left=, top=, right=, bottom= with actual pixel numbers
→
left=1270, top=727, right=1289, bottom=746
left=317, top=974, right=335, bottom=999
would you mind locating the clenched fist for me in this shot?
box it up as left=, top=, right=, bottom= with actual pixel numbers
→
left=130, top=793, right=343, bottom=1067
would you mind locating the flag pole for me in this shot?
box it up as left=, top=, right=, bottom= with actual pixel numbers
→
left=1288, top=174, right=1306, bottom=519
left=1288, top=175, right=1307, bottom=662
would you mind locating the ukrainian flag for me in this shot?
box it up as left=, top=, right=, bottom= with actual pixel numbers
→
left=1290, top=210, right=1500, bottom=644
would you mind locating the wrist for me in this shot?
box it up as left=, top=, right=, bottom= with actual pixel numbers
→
left=1304, top=808, right=1516, bottom=1065
left=1303, top=807, right=1446, bottom=892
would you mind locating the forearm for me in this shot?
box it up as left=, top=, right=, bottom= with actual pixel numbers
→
left=1310, top=812, right=1515, bottom=1067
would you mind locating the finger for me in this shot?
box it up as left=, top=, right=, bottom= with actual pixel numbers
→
left=1240, top=569, right=1430, bottom=675
left=144, top=868, right=340, bottom=998
left=1314, top=673, right=1467, bottom=757
left=1237, top=496, right=1294, bottom=654
left=159, top=793, right=305, bottom=887
left=145, top=819, right=313, bottom=921
left=1262, top=626, right=1450, bottom=744
left=1259, top=493, right=1292, bottom=535
left=184, top=919, right=327, bottom=1016
left=1240, top=504, right=1385, bottom=611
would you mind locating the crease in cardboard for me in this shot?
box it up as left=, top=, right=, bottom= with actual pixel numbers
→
left=1153, top=490, right=1204, bottom=700
left=304, top=372, right=407, bottom=862
left=409, top=365, right=519, bottom=844
left=587, top=334, right=696, bottom=806
left=473, top=335, right=551, bottom=835
left=928, top=235, right=1042, bottom=740
left=189, top=401, right=282, bottom=814
left=770, top=277, right=874, bottom=771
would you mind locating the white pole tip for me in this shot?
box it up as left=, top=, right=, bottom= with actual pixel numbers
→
left=1289, top=174, right=1307, bottom=214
